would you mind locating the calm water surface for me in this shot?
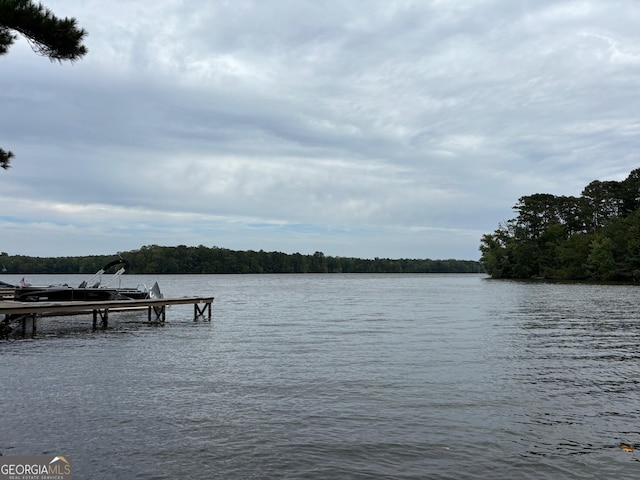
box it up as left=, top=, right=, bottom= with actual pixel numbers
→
left=1, top=274, right=639, bottom=479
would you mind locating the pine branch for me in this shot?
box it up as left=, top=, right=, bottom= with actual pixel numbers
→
left=0, top=26, right=17, bottom=54
left=0, top=148, right=14, bottom=169
left=0, top=0, right=87, bottom=61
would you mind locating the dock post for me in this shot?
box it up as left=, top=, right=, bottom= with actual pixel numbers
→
left=19, top=314, right=37, bottom=338
left=148, top=305, right=165, bottom=323
left=93, top=309, right=109, bottom=329
left=102, top=309, right=109, bottom=330
left=194, top=301, right=212, bottom=322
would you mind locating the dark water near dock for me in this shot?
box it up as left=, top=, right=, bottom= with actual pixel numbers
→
left=1, top=274, right=640, bottom=479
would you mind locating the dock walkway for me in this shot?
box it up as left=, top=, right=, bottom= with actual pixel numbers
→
left=0, top=296, right=214, bottom=337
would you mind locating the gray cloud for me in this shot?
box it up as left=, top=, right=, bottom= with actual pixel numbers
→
left=1, top=0, right=639, bottom=259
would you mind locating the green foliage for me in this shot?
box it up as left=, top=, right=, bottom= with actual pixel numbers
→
left=0, top=246, right=485, bottom=275
left=480, top=167, right=640, bottom=281
left=586, top=236, right=616, bottom=280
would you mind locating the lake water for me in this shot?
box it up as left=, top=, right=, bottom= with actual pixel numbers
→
left=1, top=273, right=639, bottom=479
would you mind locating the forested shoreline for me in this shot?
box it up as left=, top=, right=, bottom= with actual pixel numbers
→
left=480, top=167, right=640, bottom=282
left=0, top=245, right=483, bottom=275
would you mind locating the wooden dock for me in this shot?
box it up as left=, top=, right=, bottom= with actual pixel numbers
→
left=0, top=296, right=214, bottom=338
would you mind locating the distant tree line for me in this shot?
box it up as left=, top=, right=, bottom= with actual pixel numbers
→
left=480, top=167, right=640, bottom=281
left=0, top=245, right=484, bottom=275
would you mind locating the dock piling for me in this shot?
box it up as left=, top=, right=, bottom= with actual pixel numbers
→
left=194, top=302, right=212, bottom=321
left=148, top=305, right=166, bottom=323
left=92, top=309, right=109, bottom=330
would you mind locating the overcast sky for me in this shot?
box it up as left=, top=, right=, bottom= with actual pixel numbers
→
left=1, top=0, right=639, bottom=260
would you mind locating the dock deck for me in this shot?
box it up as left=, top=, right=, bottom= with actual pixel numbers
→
left=0, top=295, right=214, bottom=337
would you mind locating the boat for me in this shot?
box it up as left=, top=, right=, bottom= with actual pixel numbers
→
left=0, top=280, right=15, bottom=300
left=14, top=285, right=121, bottom=302
left=11, top=258, right=162, bottom=302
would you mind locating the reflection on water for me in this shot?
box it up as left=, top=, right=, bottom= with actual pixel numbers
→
left=487, top=281, right=640, bottom=468
left=1, top=274, right=640, bottom=479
